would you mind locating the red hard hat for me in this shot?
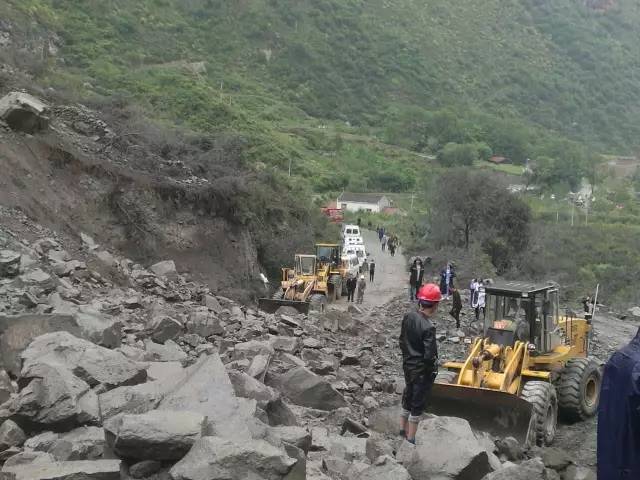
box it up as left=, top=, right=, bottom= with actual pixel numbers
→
left=417, top=283, right=442, bottom=304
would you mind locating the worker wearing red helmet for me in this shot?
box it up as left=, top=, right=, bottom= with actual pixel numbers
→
left=399, top=283, right=441, bottom=444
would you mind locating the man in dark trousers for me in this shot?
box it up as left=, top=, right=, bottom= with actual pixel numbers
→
left=369, top=259, right=376, bottom=283
left=399, top=283, right=442, bottom=444
left=409, top=258, right=424, bottom=301
left=449, top=287, right=462, bottom=328
left=346, top=275, right=357, bottom=303
left=598, top=327, right=640, bottom=479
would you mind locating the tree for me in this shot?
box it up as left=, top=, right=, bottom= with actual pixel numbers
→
left=428, top=169, right=531, bottom=271
left=437, top=143, right=478, bottom=167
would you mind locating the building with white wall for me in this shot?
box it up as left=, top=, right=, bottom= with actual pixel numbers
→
left=337, top=193, right=391, bottom=213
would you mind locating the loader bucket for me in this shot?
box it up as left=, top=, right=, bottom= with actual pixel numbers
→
left=258, top=298, right=310, bottom=315
left=426, top=383, right=535, bottom=445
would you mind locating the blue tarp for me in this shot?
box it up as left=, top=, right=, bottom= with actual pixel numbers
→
left=598, top=327, right=640, bottom=479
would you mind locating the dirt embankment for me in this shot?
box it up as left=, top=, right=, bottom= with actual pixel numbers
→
left=0, top=104, right=261, bottom=301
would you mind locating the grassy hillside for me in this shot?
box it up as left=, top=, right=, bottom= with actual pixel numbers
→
left=2, top=1, right=640, bottom=189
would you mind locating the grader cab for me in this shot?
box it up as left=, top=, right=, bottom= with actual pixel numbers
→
left=428, top=281, right=601, bottom=446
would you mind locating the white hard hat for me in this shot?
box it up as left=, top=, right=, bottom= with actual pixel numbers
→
left=360, top=275, right=365, bottom=280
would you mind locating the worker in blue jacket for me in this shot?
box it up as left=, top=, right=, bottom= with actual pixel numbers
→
left=597, top=327, right=640, bottom=479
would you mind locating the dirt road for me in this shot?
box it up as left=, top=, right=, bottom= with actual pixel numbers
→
left=347, top=229, right=409, bottom=308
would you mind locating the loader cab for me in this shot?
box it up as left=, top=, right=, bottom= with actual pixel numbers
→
left=294, top=254, right=317, bottom=277
left=315, top=244, right=341, bottom=268
left=484, top=281, right=561, bottom=354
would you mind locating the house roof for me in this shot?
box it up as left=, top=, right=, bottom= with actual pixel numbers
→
left=489, top=156, right=508, bottom=164
left=337, top=192, right=388, bottom=204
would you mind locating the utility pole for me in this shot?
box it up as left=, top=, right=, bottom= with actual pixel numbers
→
left=571, top=202, right=575, bottom=227
left=288, top=158, right=292, bottom=177
left=410, top=193, right=415, bottom=211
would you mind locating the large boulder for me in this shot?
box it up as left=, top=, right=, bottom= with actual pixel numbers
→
left=2, top=459, right=121, bottom=480
left=186, top=308, right=224, bottom=338
left=14, top=363, right=100, bottom=430
left=149, top=260, right=177, bottom=278
left=31, top=426, right=105, bottom=461
left=227, top=370, right=279, bottom=404
left=396, top=416, right=493, bottom=480
left=143, top=339, right=187, bottom=363
left=0, top=92, right=49, bottom=133
left=98, top=382, right=165, bottom=421
left=0, top=420, right=25, bottom=451
left=481, top=458, right=548, bottom=480
left=169, top=436, right=296, bottom=480
left=104, top=410, right=205, bottom=461
left=0, top=371, right=16, bottom=404
left=149, top=316, right=183, bottom=343
left=0, top=251, right=21, bottom=278
left=21, top=332, right=146, bottom=389
left=158, top=354, right=255, bottom=439
left=278, top=367, right=349, bottom=411
left=360, top=457, right=411, bottom=480
left=73, top=310, right=122, bottom=348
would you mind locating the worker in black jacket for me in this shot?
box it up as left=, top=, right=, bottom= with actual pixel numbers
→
left=399, top=283, right=442, bottom=444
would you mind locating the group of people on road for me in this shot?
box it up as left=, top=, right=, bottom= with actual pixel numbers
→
left=377, top=226, right=400, bottom=257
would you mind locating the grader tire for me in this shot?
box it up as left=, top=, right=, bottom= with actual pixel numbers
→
left=557, top=358, right=602, bottom=422
left=435, top=371, right=459, bottom=384
left=521, top=381, right=558, bottom=446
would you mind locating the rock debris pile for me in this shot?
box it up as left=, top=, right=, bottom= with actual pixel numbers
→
left=0, top=212, right=595, bottom=479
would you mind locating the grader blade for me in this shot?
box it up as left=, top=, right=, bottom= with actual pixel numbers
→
left=426, top=383, right=534, bottom=445
left=257, top=298, right=310, bottom=315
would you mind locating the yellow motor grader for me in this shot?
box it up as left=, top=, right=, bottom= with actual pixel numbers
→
left=258, top=244, right=345, bottom=314
left=428, top=281, right=601, bottom=446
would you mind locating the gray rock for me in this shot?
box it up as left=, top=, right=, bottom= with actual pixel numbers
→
left=143, top=339, right=187, bottom=362
left=73, top=310, right=122, bottom=348
left=18, top=269, right=56, bottom=292
left=46, top=426, right=105, bottom=461
left=266, top=426, right=312, bottom=454
left=278, top=367, right=349, bottom=411
left=366, top=406, right=398, bottom=435
left=94, top=251, right=117, bottom=268
left=2, top=459, right=121, bottom=480
left=481, top=458, right=547, bottom=480
left=0, top=421, right=25, bottom=451
left=0, top=251, right=20, bottom=278
left=495, top=436, right=524, bottom=461
left=98, top=382, right=164, bottom=421
left=0, top=371, right=15, bottom=404
left=247, top=354, right=271, bottom=382
left=202, top=295, right=222, bottom=314
left=104, top=410, right=204, bottom=461
left=129, top=460, right=162, bottom=479
left=268, top=336, right=299, bottom=354
left=14, top=362, right=100, bottom=430
left=0, top=314, right=81, bottom=376
left=149, top=316, right=183, bottom=343
left=227, top=370, right=279, bottom=404
left=186, top=308, right=223, bottom=337
left=21, top=332, right=146, bottom=389
left=365, top=433, right=393, bottom=462
left=146, top=362, right=184, bottom=383
left=360, top=457, right=411, bottom=480
left=541, top=447, right=574, bottom=471
left=3, top=451, right=57, bottom=468
left=264, top=398, right=299, bottom=427
left=396, top=416, right=493, bottom=480
left=24, top=431, right=59, bottom=452
left=562, top=465, right=596, bottom=480
left=149, top=260, right=177, bottom=278
left=233, top=340, right=275, bottom=361
left=0, top=92, right=49, bottom=133
left=159, top=353, right=254, bottom=440
left=169, top=436, right=296, bottom=480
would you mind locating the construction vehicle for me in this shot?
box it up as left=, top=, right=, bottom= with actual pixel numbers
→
left=428, top=281, right=601, bottom=446
left=257, top=244, right=344, bottom=314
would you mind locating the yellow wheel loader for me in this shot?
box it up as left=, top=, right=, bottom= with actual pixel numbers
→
left=258, top=245, right=343, bottom=314
left=428, top=281, right=601, bottom=446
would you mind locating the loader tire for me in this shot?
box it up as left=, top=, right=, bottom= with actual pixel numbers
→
left=521, top=381, right=558, bottom=446
left=309, top=294, right=328, bottom=312
left=435, top=370, right=459, bottom=384
left=557, top=358, right=601, bottom=422
left=272, top=290, right=284, bottom=300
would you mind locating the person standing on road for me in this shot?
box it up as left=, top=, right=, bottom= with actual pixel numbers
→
left=356, top=275, right=367, bottom=304
left=369, top=259, right=376, bottom=283
left=474, top=281, right=486, bottom=321
left=361, top=258, right=369, bottom=276
left=409, top=258, right=424, bottom=301
left=399, top=283, right=441, bottom=444
left=469, top=279, right=478, bottom=307
left=381, top=234, right=388, bottom=252
left=597, top=327, right=640, bottom=479
left=439, top=262, right=455, bottom=299
left=346, top=275, right=357, bottom=303
left=449, top=287, right=462, bottom=329
left=378, top=227, right=384, bottom=243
